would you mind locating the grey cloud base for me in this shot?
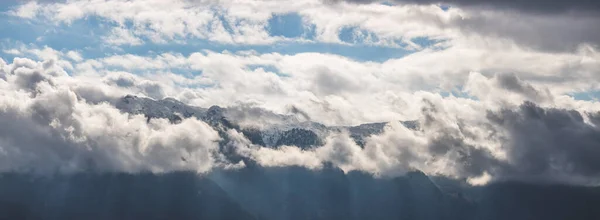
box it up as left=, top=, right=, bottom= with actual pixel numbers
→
left=324, top=0, right=600, bottom=52
left=487, top=102, right=600, bottom=183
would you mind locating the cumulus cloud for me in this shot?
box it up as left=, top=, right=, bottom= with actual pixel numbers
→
left=1, top=53, right=600, bottom=186
left=465, top=72, right=554, bottom=105
left=10, top=0, right=600, bottom=53
left=8, top=39, right=598, bottom=125
left=487, top=102, right=600, bottom=184
left=9, top=1, right=41, bottom=19
left=227, top=96, right=600, bottom=186
left=0, top=57, right=225, bottom=174
left=10, top=0, right=288, bottom=45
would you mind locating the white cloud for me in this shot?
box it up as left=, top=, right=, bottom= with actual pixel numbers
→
left=10, top=1, right=41, bottom=19
left=66, top=50, right=83, bottom=62
left=467, top=171, right=492, bottom=186
left=11, top=0, right=599, bottom=52
left=103, top=26, right=144, bottom=46
left=1, top=0, right=457, bottom=47
left=0, top=57, right=226, bottom=174
left=3, top=49, right=21, bottom=55
left=11, top=39, right=586, bottom=126
left=0, top=53, right=599, bottom=185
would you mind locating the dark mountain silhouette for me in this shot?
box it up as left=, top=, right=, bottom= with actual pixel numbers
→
left=0, top=172, right=257, bottom=220
left=1, top=167, right=599, bottom=220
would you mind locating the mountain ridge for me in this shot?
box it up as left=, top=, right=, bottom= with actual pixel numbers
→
left=114, top=95, right=417, bottom=149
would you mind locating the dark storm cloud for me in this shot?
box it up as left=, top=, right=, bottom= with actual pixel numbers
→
left=495, top=73, right=552, bottom=102
left=450, top=11, right=600, bottom=52
left=328, top=0, right=600, bottom=14
left=328, top=0, right=600, bottom=51
left=417, top=98, right=600, bottom=184
left=496, top=73, right=537, bottom=97
left=427, top=132, right=500, bottom=177
left=486, top=101, right=600, bottom=183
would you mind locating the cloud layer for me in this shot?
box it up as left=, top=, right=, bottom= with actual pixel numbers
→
left=1, top=54, right=600, bottom=186
left=1, top=0, right=600, bottom=187
left=331, top=0, right=600, bottom=14
left=0, top=57, right=224, bottom=173
left=10, top=0, right=600, bottom=51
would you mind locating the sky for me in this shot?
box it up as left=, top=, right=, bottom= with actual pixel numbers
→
left=1, top=0, right=600, bottom=186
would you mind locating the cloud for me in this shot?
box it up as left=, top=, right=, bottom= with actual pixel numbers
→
left=0, top=0, right=599, bottom=193
left=65, top=51, right=83, bottom=62
left=9, top=1, right=41, bottom=19
left=1, top=39, right=600, bottom=186
left=103, top=26, right=144, bottom=46
left=448, top=10, right=600, bottom=52
left=464, top=72, right=554, bottom=105
left=226, top=95, right=600, bottom=186
left=0, top=57, right=225, bottom=174
left=487, top=101, right=600, bottom=184
left=0, top=58, right=6, bottom=80
left=329, top=0, right=600, bottom=14
left=4, top=41, right=599, bottom=125
left=9, top=0, right=286, bottom=45
left=310, top=65, right=360, bottom=96
left=288, top=105, right=312, bottom=121
left=8, top=0, right=600, bottom=53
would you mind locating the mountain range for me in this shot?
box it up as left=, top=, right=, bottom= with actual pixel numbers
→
left=1, top=95, right=598, bottom=220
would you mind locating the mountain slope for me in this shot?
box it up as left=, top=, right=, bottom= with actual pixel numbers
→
left=0, top=172, right=258, bottom=220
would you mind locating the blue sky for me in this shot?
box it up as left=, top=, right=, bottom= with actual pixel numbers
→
left=0, top=3, right=436, bottom=63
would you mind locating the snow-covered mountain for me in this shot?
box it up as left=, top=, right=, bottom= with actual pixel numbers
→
left=115, top=95, right=208, bottom=123
left=114, top=95, right=418, bottom=149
